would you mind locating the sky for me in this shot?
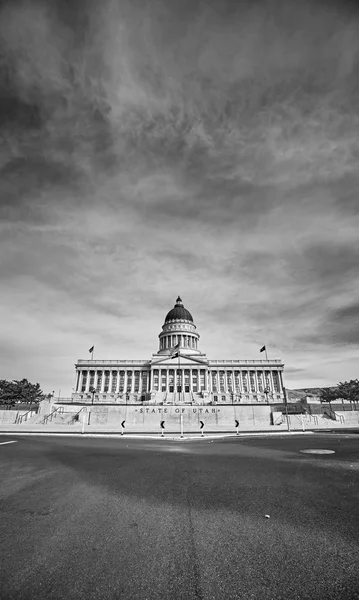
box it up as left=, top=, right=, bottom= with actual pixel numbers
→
left=1, top=0, right=359, bottom=396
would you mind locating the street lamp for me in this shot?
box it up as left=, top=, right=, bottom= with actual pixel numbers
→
left=264, top=387, right=270, bottom=404
left=89, top=387, right=96, bottom=405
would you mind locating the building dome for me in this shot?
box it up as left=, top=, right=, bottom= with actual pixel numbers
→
left=165, top=296, right=193, bottom=323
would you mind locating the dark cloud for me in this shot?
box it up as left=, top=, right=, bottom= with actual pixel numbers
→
left=1, top=0, right=359, bottom=390
left=289, top=243, right=359, bottom=290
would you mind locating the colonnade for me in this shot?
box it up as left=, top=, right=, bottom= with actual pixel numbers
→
left=159, top=334, right=198, bottom=351
left=76, top=367, right=282, bottom=396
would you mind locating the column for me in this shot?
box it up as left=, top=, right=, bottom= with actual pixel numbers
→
left=82, top=371, right=90, bottom=392
left=255, top=370, right=259, bottom=399
left=101, top=371, right=105, bottom=393
left=77, top=371, right=82, bottom=392
left=277, top=370, right=283, bottom=394
left=109, top=371, right=113, bottom=394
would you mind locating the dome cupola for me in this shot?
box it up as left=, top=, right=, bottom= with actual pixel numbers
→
left=165, top=296, right=193, bottom=323
left=157, top=296, right=200, bottom=355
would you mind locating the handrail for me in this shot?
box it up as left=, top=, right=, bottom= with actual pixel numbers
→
left=17, top=409, right=36, bottom=424
left=42, top=406, right=64, bottom=424
left=323, top=406, right=339, bottom=421
left=71, top=406, right=87, bottom=423
left=303, top=412, right=318, bottom=425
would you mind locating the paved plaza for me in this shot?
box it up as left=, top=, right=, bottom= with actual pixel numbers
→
left=0, top=434, right=358, bottom=600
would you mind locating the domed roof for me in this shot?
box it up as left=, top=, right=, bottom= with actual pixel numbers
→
left=165, top=296, right=193, bottom=323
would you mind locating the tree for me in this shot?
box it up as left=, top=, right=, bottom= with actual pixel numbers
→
left=0, top=380, right=16, bottom=406
left=319, top=387, right=340, bottom=403
left=0, top=379, right=43, bottom=407
left=337, top=379, right=359, bottom=404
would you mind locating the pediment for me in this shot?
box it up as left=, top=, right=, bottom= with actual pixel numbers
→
left=151, top=353, right=208, bottom=367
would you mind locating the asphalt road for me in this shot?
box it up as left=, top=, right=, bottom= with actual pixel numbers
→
left=0, top=434, right=358, bottom=600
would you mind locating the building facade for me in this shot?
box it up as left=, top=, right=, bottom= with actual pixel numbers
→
left=72, top=297, right=285, bottom=404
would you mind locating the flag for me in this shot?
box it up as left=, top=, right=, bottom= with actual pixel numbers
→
left=171, top=352, right=179, bottom=359
left=170, top=342, right=180, bottom=355
left=89, top=346, right=94, bottom=353
left=260, top=345, right=266, bottom=353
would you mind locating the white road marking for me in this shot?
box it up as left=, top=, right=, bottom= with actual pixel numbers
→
left=0, top=441, right=17, bottom=445
left=300, top=449, right=335, bottom=454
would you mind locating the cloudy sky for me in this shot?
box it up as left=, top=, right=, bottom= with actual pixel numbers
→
left=1, top=0, right=359, bottom=395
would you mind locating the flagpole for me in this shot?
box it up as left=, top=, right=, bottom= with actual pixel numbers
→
left=265, top=347, right=268, bottom=361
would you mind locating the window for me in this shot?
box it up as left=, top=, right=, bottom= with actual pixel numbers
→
left=119, top=371, right=125, bottom=392
left=257, top=371, right=263, bottom=392
left=176, top=369, right=182, bottom=392
left=153, top=369, right=159, bottom=391
left=169, top=369, right=174, bottom=392
left=273, top=372, right=280, bottom=393
left=242, top=372, right=248, bottom=392
left=96, top=371, right=102, bottom=392
left=219, top=371, right=225, bottom=392
left=89, top=371, right=95, bottom=389
left=192, top=371, right=198, bottom=392
left=227, top=371, right=233, bottom=392
left=234, top=371, right=241, bottom=393
left=249, top=371, right=256, bottom=393
left=161, top=370, right=166, bottom=392
left=265, top=371, right=271, bottom=390
left=142, top=372, right=148, bottom=393
left=212, top=371, right=218, bottom=391
left=126, top=371, right=133, bottom=392
left=81, top=371, right=87, bottom=392
left=200, top=370, right=205, bottom=390
left=111, top=372, right=117, bottom=393
left=104, top=371, right=110, bottom=392
left=134, top=371, right=140, bottom=392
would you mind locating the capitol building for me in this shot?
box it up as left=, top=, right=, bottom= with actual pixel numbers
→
left=72, top=297, right=285, bottom=405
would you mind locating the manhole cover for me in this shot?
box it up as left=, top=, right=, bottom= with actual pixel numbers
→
left=300, top=449, right=335, bottom=455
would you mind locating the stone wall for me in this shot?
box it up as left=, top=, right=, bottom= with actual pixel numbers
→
left=60, top=403, right=273, bottom=432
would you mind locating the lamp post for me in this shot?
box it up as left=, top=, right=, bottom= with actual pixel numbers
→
left=89, top=387, right=96, bottom=405
left=264, top=387, right=270, bottom=404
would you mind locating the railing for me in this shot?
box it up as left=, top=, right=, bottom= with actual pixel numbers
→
left=304, top=413, right=318, bottom=426
left=16, top=409, right=37, bottom=424
left=70, top=406, right=87, bottom=424
left=77, top=359, right=149, bottom=365
left=42, top=406, right=64, bottom=424
left=323, top=406, right=340, bottom=421
left=209, top=360, right=283, bottom=365
left=76, top=359, right=283, bottom=366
